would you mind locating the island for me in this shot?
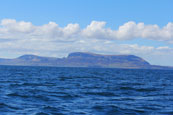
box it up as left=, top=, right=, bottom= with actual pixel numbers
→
left=0, top=52, right=172, bottom=69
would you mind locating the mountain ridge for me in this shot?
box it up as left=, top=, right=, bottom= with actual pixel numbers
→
left=0, top=52, right=172, bottom=70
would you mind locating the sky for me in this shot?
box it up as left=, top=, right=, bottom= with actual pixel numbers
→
left=0, top=0, right=173, bottom=66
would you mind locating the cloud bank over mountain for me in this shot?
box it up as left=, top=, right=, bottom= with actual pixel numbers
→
left=0, top=19, right=173, bottom=66
left=0, top=19, right=173, bottom=42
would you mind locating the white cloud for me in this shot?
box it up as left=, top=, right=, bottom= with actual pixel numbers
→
left=1, top=19, right=34, bottom=33
left=0, top=19, right=173, bottom=42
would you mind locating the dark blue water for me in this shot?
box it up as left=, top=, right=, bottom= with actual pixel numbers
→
left=0, top=66, right=172, bottom=115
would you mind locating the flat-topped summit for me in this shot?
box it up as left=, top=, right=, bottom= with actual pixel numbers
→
left=68, top=52, right=135, bottom=57
left=67, top=52, right=150, bottom=67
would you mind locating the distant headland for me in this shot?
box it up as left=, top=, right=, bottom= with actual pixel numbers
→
left=0, top=52, right=172, bottom=69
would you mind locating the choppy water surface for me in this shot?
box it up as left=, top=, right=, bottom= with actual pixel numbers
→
left=0, top=66, right=172, bottom=115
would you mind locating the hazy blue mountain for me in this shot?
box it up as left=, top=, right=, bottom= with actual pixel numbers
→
left=0, top=52, right=172, bottom=69
left=65, top=52, right=150, bottom=68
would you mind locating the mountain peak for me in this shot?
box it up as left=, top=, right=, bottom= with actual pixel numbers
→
left=68, top=52, right=99, bottom=58
left=17, top=54, right=40, bottom=60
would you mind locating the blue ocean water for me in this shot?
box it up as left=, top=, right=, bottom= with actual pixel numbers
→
left=0, top=66, right=172, bottom=115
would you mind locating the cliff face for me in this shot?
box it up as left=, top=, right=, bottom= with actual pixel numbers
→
left=0, top=52, right=152, bottom=69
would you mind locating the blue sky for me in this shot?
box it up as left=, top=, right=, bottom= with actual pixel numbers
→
left=0, top=0, right=172, bottom=26
left=0, top=0, right=173, bottom=66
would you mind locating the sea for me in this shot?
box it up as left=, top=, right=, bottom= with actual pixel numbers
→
left=0, top=65, right=172, bottom=115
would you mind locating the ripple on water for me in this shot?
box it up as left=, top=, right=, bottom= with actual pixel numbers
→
left=0, top=66, right=172, bottom=115
left=92, top=105, right=148, bottom=115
